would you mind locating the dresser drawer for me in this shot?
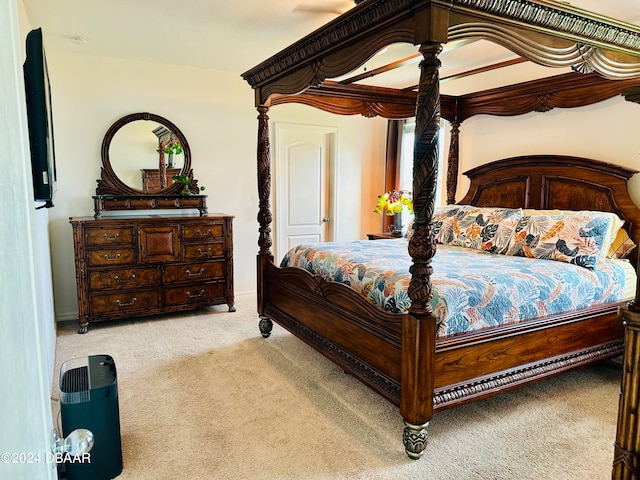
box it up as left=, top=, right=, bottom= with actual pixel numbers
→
left=163, top=261, right=225, bottom=284
left=164, top=282, right=225, bottom=306
left=184, top=243, right=224, bottom=260
left=183, top=223, right=224, bottom=240
left=88, top=267, right=160, bottom=290
left=87, top=248, right=136, bottom=267
left=85, top=227, right=134, bottom=246
left=89, top=289, right=160, bottom=315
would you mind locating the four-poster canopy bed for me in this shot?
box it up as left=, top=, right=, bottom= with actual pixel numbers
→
left=242, top=0, right=640, bottom=459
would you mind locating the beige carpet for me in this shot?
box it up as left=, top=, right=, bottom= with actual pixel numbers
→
left=53, top=293, right=621, bottom=480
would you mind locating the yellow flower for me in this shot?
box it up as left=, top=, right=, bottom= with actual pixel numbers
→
left=373, top=190, right=413, bottom=215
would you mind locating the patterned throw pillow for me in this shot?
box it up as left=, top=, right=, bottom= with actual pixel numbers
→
left=433, top=205, right=522, bottom=254
left=433, top=205, right=471, bottom=243
left=523, top=208, right=624, bottom=259
left=505, top=213, right=613, bottom=269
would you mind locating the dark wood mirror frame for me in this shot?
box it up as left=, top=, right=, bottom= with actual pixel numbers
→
left=93, top=112, right=207, bottom=217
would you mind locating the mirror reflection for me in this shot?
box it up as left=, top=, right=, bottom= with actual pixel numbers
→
left=97, top=112, right=194, bottom=199
left=110, top=120, right=184, bottom=192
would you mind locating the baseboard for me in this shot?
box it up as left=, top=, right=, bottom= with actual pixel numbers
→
left=55, top=290, right=258, bottom=325
left=56, top=312, right=78, bottom=324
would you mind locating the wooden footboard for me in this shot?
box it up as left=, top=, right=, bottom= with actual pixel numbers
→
left=433, top=305, right=624, bottom=409
left=258, top=255, right=625, bottom=410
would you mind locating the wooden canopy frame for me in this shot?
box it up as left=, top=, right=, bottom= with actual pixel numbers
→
left=270, top=71, right=640, bottom=203
left=242, top=0, right=640, bottom=459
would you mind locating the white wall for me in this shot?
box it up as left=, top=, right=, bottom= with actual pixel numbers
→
left=15, top=0, right=56, bottom=390
left=0, top=1, right=57, bottom=478
left=45, top=51, right=388, bottom=321
left=451, top=97, right=640, bottom=205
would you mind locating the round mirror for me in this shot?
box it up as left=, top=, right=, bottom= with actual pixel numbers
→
left=96, top=113, right=194, bottom=196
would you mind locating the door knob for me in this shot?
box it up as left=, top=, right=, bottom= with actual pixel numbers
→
left=322, top=217, right=330, bottom=223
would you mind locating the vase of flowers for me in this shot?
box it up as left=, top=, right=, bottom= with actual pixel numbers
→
left=373, top=190, right=413, bottom=236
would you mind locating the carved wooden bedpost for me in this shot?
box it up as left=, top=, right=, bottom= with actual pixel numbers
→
left=158, top=141, right=168, bottom=189
left=612, top=256, right=640, bottom=479
left=401, top=41, right=442, bottom=460
left=446, top=121, right=460, bottom=205
left=613, top=88, right=640, bottom=479
left=256, top=104, right=274, bottom=337
left=256, top=105, right=272, bottom=258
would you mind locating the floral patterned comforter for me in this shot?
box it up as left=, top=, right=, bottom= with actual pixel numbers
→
left=280, top=239, right=630, bottom=338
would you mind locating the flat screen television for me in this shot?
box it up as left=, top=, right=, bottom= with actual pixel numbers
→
left=24, top=27, right=56, bottom=208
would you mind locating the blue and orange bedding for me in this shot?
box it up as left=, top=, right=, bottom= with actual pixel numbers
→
left=280, top=239, right=635, bottom=338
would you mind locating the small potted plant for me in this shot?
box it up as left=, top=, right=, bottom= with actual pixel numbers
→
left=171, top=174, right=205, bottom=196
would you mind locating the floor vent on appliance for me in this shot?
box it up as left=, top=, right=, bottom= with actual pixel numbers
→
left=60, top=365, right=90, bottom=404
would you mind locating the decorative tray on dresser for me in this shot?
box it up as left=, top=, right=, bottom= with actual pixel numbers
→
left=69, top=214, right=234, bottom=333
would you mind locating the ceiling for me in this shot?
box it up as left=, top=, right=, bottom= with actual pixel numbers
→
left=21, top=0, right=640, bottom=95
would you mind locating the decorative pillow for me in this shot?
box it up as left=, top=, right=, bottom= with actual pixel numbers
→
left=523, top=209, right=623, bottom=259
left=434, top=205, right=522, bottom=254
left=433, top=205, right=470, bottom=241
left=433, top=205, right=471, bottom=243
left=505, top=213, right=613, bottom=268
left=608, top=228, right=637, bottom=259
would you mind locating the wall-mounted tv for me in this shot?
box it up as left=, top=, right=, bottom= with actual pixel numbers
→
left=24, top=27, right=56, bottom=208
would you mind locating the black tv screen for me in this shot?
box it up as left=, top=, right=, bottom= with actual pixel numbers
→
left=24, top=27, right=56, bottom=207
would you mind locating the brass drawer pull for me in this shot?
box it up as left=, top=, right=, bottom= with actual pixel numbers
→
left=196, top=248, right=212, bottom=257
left=185, top=268, right=205, bottom=277
left=186, top=289, right=205, bottom=299
left=115, top=297, right=137, bottom=307
left=113, top=274, right=136, bottom=283
left=103, top=253, right=122, bottom=262
left=103, top=233, right=120, bottom=241
left=196, top=229, right=212, bottom=237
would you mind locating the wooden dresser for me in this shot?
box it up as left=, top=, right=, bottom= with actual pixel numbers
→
left=69, top=214, right=234, bottom=333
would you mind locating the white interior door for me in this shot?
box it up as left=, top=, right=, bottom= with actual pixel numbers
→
left=274, top=123, right=336, bottom=262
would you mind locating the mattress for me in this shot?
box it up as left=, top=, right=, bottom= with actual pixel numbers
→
left=280, top=239, right=636, bottom=337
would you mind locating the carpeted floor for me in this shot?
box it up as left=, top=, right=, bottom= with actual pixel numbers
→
left=53, top=293, right=620, bottom=479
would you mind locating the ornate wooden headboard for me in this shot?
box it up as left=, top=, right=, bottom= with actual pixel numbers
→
left=459, top=155, right=640, bottom=266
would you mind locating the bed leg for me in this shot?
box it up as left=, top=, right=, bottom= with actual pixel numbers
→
left=403, top=420, right=429, bottom=460
left=259, top=315, right=273, bottom=338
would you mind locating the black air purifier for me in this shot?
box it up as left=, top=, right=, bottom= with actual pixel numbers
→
left=59, top=354, right=123, bottom=479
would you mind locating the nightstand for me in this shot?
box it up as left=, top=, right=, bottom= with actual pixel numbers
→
left=367, top=233, right=404, bottom=240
